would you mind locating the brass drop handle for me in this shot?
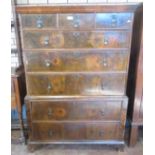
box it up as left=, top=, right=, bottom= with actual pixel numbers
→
left=98, top=130, right=104, bottom=136
left=45, top=60, right=51, bottom=67
left=100, top=110, right=105, bottom=116
left=73, top=23, right=80, bottom=28
left=73, top=14, right=80, bottom=28
left=48, top=130, right=53, bottom=137
left=47, top=83, right=52, bottom=93
left=48, top=108, right=53, bottom=116
left=103, top=62, right=107, bottom=67
left=73, top=20, right=80, bottom=28
left=48, top=84, right=52, bottom=89
left=101, top=83, right=106, bottom=90
left=44, top=37, right=49, bottom=45
left=103, top=39, right=108, bottom=45
left=103, top=58, right=108, bottom=67
left=36, top=17, right=43, bottom=28
left=111, top=15, right=117, bottom=26
left=127, top=19, right=131, bottom=23
left=73, top=32, right=80, bottom=37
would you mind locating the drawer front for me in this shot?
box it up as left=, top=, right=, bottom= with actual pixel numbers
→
left=96, top=13, right=133, bottom=29
left=32, top=122, right=121, bottom=141
left=23, top=31, right=130, bottom=49
left=21, top=14, right=57, bottom=29
left=59, top=14, right=95, bottom=29
left=31, top=100, right=122, bottom=121
left=24, top=51, right=129, bottom=72
left=27, top=73, right=126, bottom=96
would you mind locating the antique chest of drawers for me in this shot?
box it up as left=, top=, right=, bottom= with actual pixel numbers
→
left=16, top=4, right=141, bottom=151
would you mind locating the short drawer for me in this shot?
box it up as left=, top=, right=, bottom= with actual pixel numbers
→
left=26, top=73, right=126, bottom=96
left=96, top=13, right=133, bottom=29
left=32, top=122, right=121, bottom=141
left=23, top=31, right=130, bottom=49
left=31, top=100, right=122, bottom=121
left=59, top=13, right=95, bottom=29
left=20, top=14, right=57, bottom=29
left=24, top=50, right=129, bottom=72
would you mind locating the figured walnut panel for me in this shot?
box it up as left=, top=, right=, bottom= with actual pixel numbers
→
left=24, top=50, right=129, bottom=72
left=59, top=13, right=95, bottom=29
left=32, top=122, right=121, bottom=141
left=21, top=14, right=57, bottom=29
left=23, top=31, right=131, bottom=49
left=96, top=13, right=133, bottom=29
left=31, top=100, right=122, bottom=121
left=26, top=73, right=127, bottom=96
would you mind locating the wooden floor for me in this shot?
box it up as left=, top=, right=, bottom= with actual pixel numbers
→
left=11, top=130, right=143, bottom=155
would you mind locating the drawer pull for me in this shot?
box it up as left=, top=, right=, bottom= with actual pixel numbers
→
left=100, top=110, right=105, bottom=116
left=98, top=131, right=104, bottom=136
left=45, top=60, right=51, bottom=67
left=103, top=59, right=108, bottom=67
left=36, top=17, right=43, bottom=28
left=44, top=37, right=49, bottom=45
left=73, top=20, right=80, bottom=28
left=48, top=84, right=52, bottom=89
left=103, top=39, right=108, bottom=45
left=111, top=15, right=117, bottom=27
left=101, top=83, right=106, bottom=90
left=47, top=83, right=52, bottom=93
left=73, top=32, right=80, bottom=37
left=48, top=108, right=53, bottom=116
left=127, top=19, right=131, bottom=23
left=103, top=62, right=107, bottom=67
left=48, top=130, right=53, bottom=137
left=73, top=23, right=80, bottom=28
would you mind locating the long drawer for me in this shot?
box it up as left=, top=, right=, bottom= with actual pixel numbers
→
left=23, top=31, right=130, bottom=49
left=31, top=122, right=121, bottom=141
left=26, top=73, right=126, bottom=96
left=24, top=50, right=129, bottom=72
left=31, top=100, right=122, bottom=121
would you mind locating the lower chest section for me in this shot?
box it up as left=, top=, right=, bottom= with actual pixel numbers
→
left=27, top=97, right=127, bottom=142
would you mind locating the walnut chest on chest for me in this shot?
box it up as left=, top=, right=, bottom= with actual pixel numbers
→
left=16, top=4, right=141, bottom=150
